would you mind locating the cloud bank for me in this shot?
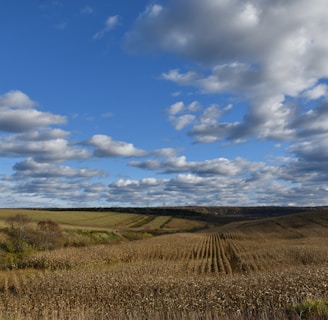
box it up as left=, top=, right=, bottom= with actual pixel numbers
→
left=1, top=1, right=328, bottom=207
left=127, top=0, right=328, bottom=144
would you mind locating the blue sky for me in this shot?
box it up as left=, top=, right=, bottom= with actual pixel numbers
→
left=1, top=0, right=328, bottom=207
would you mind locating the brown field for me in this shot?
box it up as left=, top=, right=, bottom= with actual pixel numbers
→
left=0, top=207, right=327, bottom=319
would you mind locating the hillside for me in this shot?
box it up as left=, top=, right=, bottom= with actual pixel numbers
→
left=213, top=207, right=328, bottom=238
left=39, top=205, right=317, bottom=218
left=19, top=205, right=321, bottom=226
left=0, top=207, right=327, bottom=319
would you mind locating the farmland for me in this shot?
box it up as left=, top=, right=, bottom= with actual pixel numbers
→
left=0, top=207, right=327, bottom=319
left=0, top=208, right=207, bottom=232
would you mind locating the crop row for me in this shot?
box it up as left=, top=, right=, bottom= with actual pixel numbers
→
left=0, top=264, right=327, bottom=319
left=20, top=230, right=328, bottom=276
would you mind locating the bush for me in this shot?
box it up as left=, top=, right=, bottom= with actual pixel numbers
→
left=289, top=299, right=328, bottom=319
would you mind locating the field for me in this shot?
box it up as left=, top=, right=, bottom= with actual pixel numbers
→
left=0, top=208, right=207, bottom=232
left=0, top=207, right=327, bottom=319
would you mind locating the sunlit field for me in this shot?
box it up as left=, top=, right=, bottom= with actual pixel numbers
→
left=0, top=209, right=206, bottom=232
left=0, top=207, right=327, bottom=319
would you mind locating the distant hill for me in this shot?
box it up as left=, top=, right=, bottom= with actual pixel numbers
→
left=213, top=207, right=328, bottom=238
left=35, top=205, right=320, bottom=223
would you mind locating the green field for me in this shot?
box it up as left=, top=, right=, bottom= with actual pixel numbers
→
left=0, top=208, right=207, bottom=232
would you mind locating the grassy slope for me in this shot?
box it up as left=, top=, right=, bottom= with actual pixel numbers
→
left=1, top=206, right=326, bottom=236
left=213, top=207, right=328, bottom=238
left=0, top=208, right=207, bottom=232
left=12, top=207, right=328, bottom=273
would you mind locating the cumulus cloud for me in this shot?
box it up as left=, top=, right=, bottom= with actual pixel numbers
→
left=0, top=109, right=66, bottom=133
left=127, top=0, right=328, bottom=145
left=291, top=100, right=328, bottom=137
left=288, top=135, right=328, bottom=162
left=125, top=8, right=328, bottom=208
left=162, top=69, right=198, bottom=86
left=153, top=147, right=180, bottom=158
left=13, top=178, right=108, bottom=206
left=85, top=134, right=149, bottom=157
left=0, top=132, right=90, bottom=162
left=303, top=84, right=328, bottom=100
left=0, top=91, right=66, bottom=133
left=0, top=90, right=36, bottom=108
left=127, top=0, right=328, bottom=70
left=107, top=171, right=311, bottom=207
left=129, top=155, right=264, bottom=177
left=167, top=101, right=198, bottom=130
left=13, top=158, right=106, bottom=179
left=0, top=90, right=167, bottom=206
left=166, top=101, right=237, bottom=142
left=0, top=90, right=105, bottom=206
left=107, top=149, right=328, bottom=206
left=171, top=114, right=196, bottom=131
left=0, top=91, right=90, bottom=163
left=2, top=0, right=328, bottom=207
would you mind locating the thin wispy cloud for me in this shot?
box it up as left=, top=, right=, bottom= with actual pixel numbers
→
left=55, top=21, right=68, bottom=30
left=81, top=5, right=94, bottom=15
left=93, top=15, right=120, bottom=39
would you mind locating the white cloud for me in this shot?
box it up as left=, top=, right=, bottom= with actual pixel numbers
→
left=303, top=84, right=328, bottom=100
left=190, top=122, right=240, bottom=143
left=0, top=108, right=66, bottom=133
left=94, top=15, right=120, bottom=39
left=162, top=69, right=197, bottom=86
left=21, top=128, right=70, bottom=140
left=13, top=178, right=108, bottom=206
left=167, top=101, right=228, bottom=130
left=145, top=4, right=163, bottom=18
left=288, top=135, right=328, bottom=162
left=200, top=104, right=228, bottom=124
left=127, top=0, right=328, bottom=69
left=0, top=134, right=90, bottom=162
left=106, top=171, right=300, bottom=207
left=127, top=0, right=328, bottom=145
left=0, top=91, right=66, bottom=133
left=85, top=134, right=149, bottom=157
left=292, top=100, right=328, bottom=137
left=105, top=15, right=120, bottom=29
left=238, top=3, right=260, bottom=28
left=129, top=154, right=265, bottom=178
left=167, top=101, right=200, bottom=116
left=0, top=91, right=89, bottom=163
left=13, top=158, right=106, bottom=179
left=0, top=90, right=36, bottom=108
left=167, top=101, right=185, bottom=115
left=2, top=0, right=328, bottom=207
left=167, top=101, right=210, bottom=130
left=166, top=101, right=236, bottom=141
left=171, top=114, right=196, bottom=130
left=153, top=147, right=179, bottom=158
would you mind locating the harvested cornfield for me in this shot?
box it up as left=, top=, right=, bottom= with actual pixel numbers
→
left=0, top=261, right=327, bottom=319
left=0, top=209, right=327, bottom=319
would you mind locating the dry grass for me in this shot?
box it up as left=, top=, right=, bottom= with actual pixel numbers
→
left=0, top=209, right=206, bottom=232
left=0, top=208, right=327, bottom=319
left=0, top=262, right=327, bottom=319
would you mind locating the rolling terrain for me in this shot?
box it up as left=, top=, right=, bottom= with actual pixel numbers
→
left=0, top=207, right=327, bottom=319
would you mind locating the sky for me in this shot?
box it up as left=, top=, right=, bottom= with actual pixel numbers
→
left=1, top=0, right=328, bottom=208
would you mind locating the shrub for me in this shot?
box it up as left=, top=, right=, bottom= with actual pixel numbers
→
left=289, top=299, right=328, bottom=319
